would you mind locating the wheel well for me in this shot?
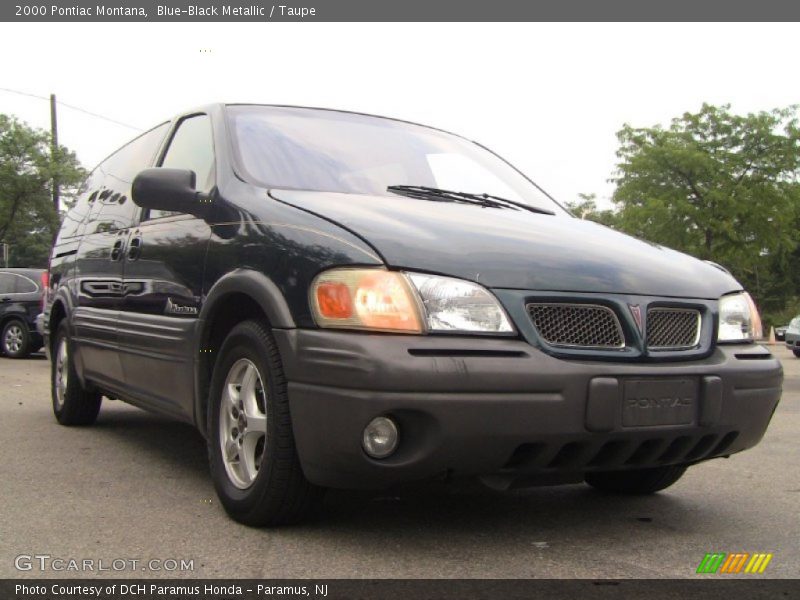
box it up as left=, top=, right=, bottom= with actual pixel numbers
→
left=197, top=292, right=269, bottom=431
left=0, top=314, right=25, bottom=328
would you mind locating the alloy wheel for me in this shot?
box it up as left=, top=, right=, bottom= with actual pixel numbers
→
left=4, top=324, right=24, bottom=354
left=54, top=337, right=69, bottom=409
left=219, top=358, right=268, bottom=489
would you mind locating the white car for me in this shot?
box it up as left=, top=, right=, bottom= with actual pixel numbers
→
left=785, top=316, right=800, bottom=358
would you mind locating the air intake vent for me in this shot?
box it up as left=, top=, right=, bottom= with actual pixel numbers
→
left=527, top=303, right=625, bottom=349
left=647, top=308, right=701, bottom=349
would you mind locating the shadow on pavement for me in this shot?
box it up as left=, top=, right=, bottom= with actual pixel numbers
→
left=92, top=405, right=209, bottom=478
left=85, top=403, right=713, bottom=547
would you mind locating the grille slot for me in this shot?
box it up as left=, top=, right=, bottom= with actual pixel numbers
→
left=686, top=434, right=718, bottom=461
left=710, top=432, right=739, bottom=456
left=658, top=436, right=693, bottom=463
left=587, top=441, right=631, bottom=468
left=625, top=439, right=668, bottom=466
left=547, top=442, right=589, bottom=468
left=647, top=308, right=701, bottom=349
left=527, top=303, right=625, bottom=349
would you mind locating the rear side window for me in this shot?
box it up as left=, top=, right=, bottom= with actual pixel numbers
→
left=84, top=122, right=169, bottom=234
left=148, top=115, right=215, bottom=220
left=0, top=273, right=37, bottom=294
left=13, top=275, right=38, bottom=293
left=0, top=273, right=14, bottom=294
left=59, top=169, right=105, bottom=240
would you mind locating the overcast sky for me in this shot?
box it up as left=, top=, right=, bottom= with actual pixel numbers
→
left=0, top=22, right=797, bottom=209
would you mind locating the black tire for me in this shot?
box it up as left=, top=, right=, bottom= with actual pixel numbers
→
left=2, top=318, right=31, bottom=358
left=51, top=321, right=102, bottom=425
left=793, top=350, right=800, bottom=358
left=208, top=319, right=324, bottom=526
left=585, top=464, right=688, bottom=495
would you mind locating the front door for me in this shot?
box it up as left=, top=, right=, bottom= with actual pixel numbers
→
left=118, top=114, right=215, bottom=420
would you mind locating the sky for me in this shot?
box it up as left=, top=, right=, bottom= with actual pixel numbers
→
left=0, top=22, right=797, bottom=209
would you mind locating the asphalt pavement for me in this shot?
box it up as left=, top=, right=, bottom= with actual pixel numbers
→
left=0, top=346, right=797, bottom=579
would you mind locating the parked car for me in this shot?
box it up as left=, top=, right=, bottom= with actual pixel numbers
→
left=43, top=104, right=783, bottom=526
left=774, top=325, right=788, bottom=341
left=785, top=317, right=800, bottom=357
left=0, top=268, right=45, bottom=358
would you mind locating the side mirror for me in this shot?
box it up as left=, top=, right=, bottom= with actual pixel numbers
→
left=131, top=168, right=211, bottom=217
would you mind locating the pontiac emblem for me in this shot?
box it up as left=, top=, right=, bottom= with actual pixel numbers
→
left=629, top=304, right=643, bottom=333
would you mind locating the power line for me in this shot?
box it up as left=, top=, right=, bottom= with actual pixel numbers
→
left=0, top=86, right=144, bottom=131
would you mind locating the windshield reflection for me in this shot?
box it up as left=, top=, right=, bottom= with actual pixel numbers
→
left=227, top=105, right=564, bottom=215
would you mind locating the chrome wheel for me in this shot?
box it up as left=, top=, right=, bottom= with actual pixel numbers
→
left=4, top=323, right=24, bottom=354
left=54, top=337, right=69, bottom=409
left=219, top=358, right=268, bottom=489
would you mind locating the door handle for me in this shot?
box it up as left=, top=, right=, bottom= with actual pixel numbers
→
left=110, top=239, right=124, bottom=261
left=127, top=236, right=142, bottom=261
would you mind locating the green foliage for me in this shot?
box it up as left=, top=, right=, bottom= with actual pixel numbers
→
left=605, top=103, right=800, bottom=311
left=0, top=114, right=85, bottom=267
left=763, top=298, right=800, bottom=332
left=564, top=193, right=619, bottom=228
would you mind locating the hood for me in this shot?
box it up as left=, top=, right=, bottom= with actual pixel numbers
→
left=271, top=189, right=740, bottom=299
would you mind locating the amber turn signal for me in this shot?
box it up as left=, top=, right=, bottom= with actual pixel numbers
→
left=311, top=269, right=423, bottom=333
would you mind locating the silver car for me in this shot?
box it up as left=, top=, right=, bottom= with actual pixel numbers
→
left=785, top=316, right=800, bottom=358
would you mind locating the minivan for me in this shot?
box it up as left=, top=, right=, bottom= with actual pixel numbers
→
left=44, top=104, right=783, bottom=526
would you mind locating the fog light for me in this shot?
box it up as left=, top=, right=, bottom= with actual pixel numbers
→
left=362, top=416, right=399, bottom=459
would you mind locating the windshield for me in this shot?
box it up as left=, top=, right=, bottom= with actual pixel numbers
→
left=227, top=105, right=565, bottom=215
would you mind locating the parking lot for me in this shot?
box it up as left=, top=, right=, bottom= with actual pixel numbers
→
left=0, top=346, right=797, bottom=579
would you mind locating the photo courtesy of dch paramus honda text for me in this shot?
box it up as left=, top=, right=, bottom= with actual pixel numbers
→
left=42, top=104, right=783, bottom=526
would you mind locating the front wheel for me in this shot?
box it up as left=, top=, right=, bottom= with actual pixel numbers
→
left=2, top=319, right=31, bottom=358
left=51, top=321, right=102, bottom=425
left=793, top=349, right=800, bottom=358
left=585, top=465, right=688, bottom=495
left=207, top=319, right=324, bottom=526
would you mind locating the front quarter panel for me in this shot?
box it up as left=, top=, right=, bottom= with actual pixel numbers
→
left=203, top=182, right=384, bottom=328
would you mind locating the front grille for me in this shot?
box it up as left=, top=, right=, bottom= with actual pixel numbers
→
left=527, top=303, right=624, bottom=349
left=502, top=431, right=740, bottom=472
left=647, top=308, right=701, bottom=349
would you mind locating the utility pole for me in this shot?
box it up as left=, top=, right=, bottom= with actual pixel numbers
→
left=50, top=93, right=59, bottom=214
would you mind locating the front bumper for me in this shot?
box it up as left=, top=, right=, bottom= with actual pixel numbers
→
left=275, top=330, right=782, bottom=490
left=786, top=334, right=799, bottom=350
left=35, top=312, right=45, bottom=336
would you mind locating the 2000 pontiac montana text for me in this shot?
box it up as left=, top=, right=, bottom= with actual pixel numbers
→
left=44, top=104, right=783, bottom=525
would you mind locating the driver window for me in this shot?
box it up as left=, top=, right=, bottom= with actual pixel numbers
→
left=149, top=114, right=215, bottom=219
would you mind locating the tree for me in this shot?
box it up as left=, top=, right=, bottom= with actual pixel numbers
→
left=0, top=114, right=85, bottom=267
left=609, top=103, right=800, bottom=314
left=565, top=193, right=619, bottom=228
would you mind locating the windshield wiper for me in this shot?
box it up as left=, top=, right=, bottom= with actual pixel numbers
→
left=387, top=185, right=555, bottom=215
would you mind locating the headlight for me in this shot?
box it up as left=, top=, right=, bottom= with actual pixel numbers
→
left=718, top=292, right=762, bottom=342
left=406, top=273, right=514, bottom=333
left=310, top=268, right=514, bottom=334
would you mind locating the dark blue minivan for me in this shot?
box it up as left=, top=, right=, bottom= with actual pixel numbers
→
left=44, top=105, right=783, bottom=526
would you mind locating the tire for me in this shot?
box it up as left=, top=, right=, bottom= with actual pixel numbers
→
left=207, top=319, right=324, bottom=526
left=793, top=350, right=800, bottom=358
left=2, top=319, right=31, bottom=358
left=585, top=464, right=688, bottom=495
left=51, top=321, right=102, bottom=426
